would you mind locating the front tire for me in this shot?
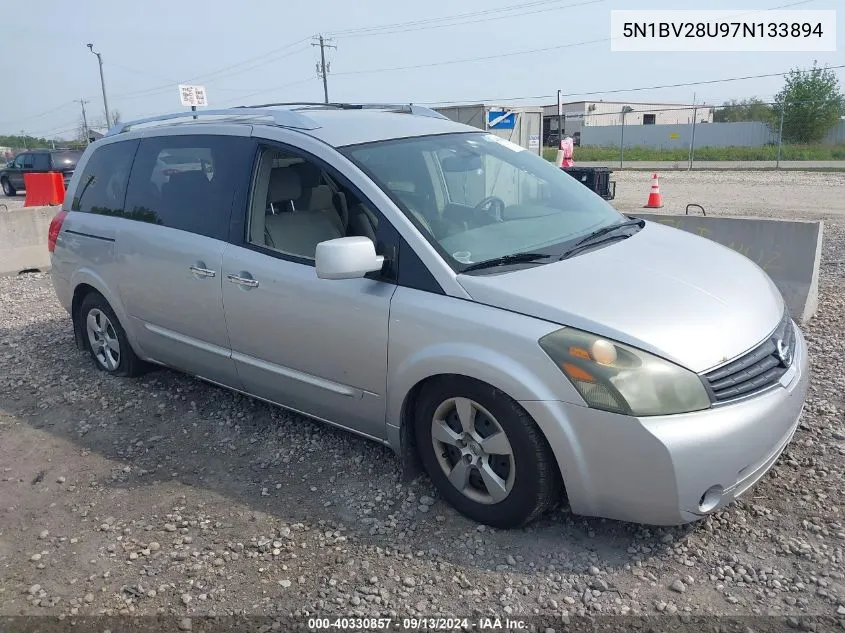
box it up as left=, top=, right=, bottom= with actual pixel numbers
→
left=415, top=377, right=561, bottom=528
left=1, top=178, right=15, bottom=196
left=79, top=293, right=144, bottom=377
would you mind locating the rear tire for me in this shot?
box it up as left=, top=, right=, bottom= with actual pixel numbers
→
left=414, top=377, right=561, bottom=528
left=79, top=293, right=145, bottom=377
left=1, top=178, right=15, bottom=196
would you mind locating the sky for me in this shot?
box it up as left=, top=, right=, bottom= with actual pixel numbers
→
left=0, top=0, right=841, bottom=139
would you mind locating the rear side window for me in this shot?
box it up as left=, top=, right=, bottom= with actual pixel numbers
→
left=51, top=151, right=81, bottom=169
left=71, top=140, right=139, bottom=215
left=32, top=153, right=51, bottom=170
left=123, top=135, right=254, bottom=240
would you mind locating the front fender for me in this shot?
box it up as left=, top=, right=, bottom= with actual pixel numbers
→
left=387, top=341, right=571, bottom=429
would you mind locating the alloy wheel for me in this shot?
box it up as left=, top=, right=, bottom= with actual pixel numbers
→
left=86, top=308, right=121, bottom=371
left=430, top=397, right=515, bottom=504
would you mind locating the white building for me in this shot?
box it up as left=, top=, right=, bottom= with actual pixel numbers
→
left=542, top=100, right=713, bottom=142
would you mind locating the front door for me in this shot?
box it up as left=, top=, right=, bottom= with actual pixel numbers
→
left=10, top=153, right=31, bottom=190
left=116, top=130, right=255, bottom=388
left=221, top=143, right=396, bottom=440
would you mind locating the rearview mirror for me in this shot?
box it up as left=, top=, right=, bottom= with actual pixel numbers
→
left=315, top=236, right=384, bottom=280
left=440, top=153, right=483, bottom=173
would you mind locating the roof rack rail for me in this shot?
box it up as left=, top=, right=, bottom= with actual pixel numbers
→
left=235, top=102, right=449, bottom=120
left=106, top=107, right=321, bottom=136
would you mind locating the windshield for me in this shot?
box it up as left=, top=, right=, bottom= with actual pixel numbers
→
left=342, top=132, right=624, bottom=270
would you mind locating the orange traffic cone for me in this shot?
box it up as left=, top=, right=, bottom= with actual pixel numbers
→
left=644, top=172, right=663, bottom=208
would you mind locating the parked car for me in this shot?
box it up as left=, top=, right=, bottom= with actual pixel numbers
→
left=1, top=148, right=83, bottom=196
left=48, top=104, right=809, bottom=528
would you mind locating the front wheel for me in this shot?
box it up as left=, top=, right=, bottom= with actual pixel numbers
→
left=1, top=178, right=15, bottom=196
left=415, top=377, right=561, bottom=528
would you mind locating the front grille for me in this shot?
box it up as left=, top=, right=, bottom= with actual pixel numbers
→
left=703, top=311, right=796, bottom=403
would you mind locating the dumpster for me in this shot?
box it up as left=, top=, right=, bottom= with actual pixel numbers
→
left=562, top=166, right=616, bottom=200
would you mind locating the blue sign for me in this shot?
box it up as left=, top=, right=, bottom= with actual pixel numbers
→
left=487, top=110, right=516, bottom=129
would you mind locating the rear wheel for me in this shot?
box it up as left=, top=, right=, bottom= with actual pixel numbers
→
left=79, top=293, right=144, bottom=377
left=414, top=377, right=561, bottom=528
left=1, top=178, right=15, bottom=196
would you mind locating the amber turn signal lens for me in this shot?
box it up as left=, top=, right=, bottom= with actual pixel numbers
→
left=562, top=362, right=595, bottom=383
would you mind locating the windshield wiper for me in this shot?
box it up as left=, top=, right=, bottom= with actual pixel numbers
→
left=460, top=252, right=551, bottom=273
left=558, top=218, right=645, bottom=261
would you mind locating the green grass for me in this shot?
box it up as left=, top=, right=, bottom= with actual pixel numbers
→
left=542, top=144, right=845, bottom=162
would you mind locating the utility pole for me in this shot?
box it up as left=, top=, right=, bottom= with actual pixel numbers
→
left=556, top=89, right=563, bottom=148
left=687, top=92, right=697, bottom=171
left=76, top=99, right=90, bottom=143
left=87, top=43, right=112, bottom=128
left=312, top=34, right=336, bottom=104
left=619, top=106, right=633, bottom=168
left=776, top=104, right=785, bottom=169
left=21, top=130, right=27, bottom=149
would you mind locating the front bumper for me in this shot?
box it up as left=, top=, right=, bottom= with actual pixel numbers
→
left=521, top=323, right=809, bottom=525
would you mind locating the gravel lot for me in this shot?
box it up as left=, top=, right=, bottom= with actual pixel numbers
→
left=1, top=171, right=844, bottom=630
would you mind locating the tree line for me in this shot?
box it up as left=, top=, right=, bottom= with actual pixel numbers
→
left=712, top=63, right=844, bottom=143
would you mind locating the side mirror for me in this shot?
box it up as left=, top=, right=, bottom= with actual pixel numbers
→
left=315, top=236, right=384, bottom=280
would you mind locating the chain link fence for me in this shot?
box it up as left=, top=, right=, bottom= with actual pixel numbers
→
left=543, top=101, right=845, bottom=167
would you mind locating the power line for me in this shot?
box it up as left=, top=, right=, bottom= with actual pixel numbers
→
left=0, top=101, right=77, bottom=127
left=419, top=64, right=845, bottom=106
left=328, top=0, right=576, bottom=35
left=334, top=37, right=609, bottom=76
left=217, top=77, right=316, bottom=106
left=327, top=0, right=604, bottom=39
left=332, top=0, right=818, bottom=76
left=107, top=40, right=312, bottom=101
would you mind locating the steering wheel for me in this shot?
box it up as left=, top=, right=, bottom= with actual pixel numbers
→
left=475, top=196, right=506, bottom=222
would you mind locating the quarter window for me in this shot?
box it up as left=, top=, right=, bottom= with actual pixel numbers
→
left=71, top=140, right=139, bottom=215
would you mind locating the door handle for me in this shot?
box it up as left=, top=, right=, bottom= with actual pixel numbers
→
left=227, top=274, right=259, bottom=288
left=189, top=265, right=216, bottom=278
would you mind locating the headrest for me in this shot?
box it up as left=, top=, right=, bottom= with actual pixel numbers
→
left=268, top=168, right=301, bottom=201
left=292, top=161, right=321, bottom=188
left=309, top=184, right=333, bottom=208
left=166, top=170, right=210, bottom=188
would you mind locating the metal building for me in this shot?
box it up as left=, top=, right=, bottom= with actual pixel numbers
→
left=433, top=104, right=543, bottom=155
left=541, top=101, right=714, bottom=144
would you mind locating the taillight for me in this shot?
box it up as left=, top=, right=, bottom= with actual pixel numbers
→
left=47, top=210, right=68, bottom=253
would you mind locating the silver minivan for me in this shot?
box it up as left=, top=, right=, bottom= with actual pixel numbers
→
left=49, top=104, right=809, bottom=528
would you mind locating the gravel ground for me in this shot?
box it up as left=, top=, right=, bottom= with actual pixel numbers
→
left=0, top=171, right=844, bottom=630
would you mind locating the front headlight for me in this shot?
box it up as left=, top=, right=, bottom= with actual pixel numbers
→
left=538, top=328, right=710, bottom=416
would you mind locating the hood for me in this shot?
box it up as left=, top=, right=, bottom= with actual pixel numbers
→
left=457, top=221, right=784, bottom=373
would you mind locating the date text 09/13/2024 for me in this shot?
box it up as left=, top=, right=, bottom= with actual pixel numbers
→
left=307, top=616, right=528, bottom=630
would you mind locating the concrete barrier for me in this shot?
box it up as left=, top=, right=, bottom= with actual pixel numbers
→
left=635, top=212, right=823, bottom=323
left=0, top=205, right=58, bottom=276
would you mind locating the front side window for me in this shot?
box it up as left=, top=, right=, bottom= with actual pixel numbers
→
left=246, top=146, right=383, bottom=261
left=343, top=133, right=624, bottom=268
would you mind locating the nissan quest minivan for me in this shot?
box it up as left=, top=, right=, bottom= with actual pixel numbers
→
left=48, top=103, right=809, bottom=528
